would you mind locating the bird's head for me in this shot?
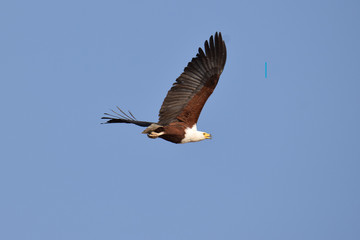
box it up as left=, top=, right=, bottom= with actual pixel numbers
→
left=182, top=125, right=212, bottom=143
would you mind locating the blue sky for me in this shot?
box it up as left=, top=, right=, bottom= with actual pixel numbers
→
left=1, top=0, right=359, bottom=239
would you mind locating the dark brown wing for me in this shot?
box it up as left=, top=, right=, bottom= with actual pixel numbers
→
left=158, top=32, right=227, bottom=126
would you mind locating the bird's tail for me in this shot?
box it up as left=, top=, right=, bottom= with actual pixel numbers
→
left=101, top=106, right=154, bottom=127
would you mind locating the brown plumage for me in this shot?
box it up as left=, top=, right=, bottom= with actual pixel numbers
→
left=102, top=32, right=227, bottom=144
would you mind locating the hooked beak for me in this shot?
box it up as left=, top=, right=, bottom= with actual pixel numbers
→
left=204, top=133, right=212, bottom=139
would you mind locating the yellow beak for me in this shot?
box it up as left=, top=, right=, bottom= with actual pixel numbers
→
left=204, top=133, right=212, bottom=139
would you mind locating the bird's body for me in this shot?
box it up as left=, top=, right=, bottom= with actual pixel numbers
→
left=145, top=122, right=210, bottom=144
left=102, top=32, right=227, bottom=144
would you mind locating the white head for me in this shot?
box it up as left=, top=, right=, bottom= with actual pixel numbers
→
left=181, top=124, right=212, bottom=143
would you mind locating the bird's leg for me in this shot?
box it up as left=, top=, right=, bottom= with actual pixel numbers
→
left=147, top=131, right=165, bottom=139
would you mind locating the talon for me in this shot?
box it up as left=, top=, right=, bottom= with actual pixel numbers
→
left=148, top=131, right=164, bottom=139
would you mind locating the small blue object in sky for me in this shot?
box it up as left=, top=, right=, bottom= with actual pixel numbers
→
left=265, top=62, right=267, bottom=78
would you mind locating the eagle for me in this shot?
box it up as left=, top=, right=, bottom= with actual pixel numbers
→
left=102, top=32, right=227, bottom=144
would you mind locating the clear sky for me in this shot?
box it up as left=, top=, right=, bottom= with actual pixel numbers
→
left=1, top=0, right=359, bottom=239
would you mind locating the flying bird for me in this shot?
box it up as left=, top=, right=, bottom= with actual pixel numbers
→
left=102, top=32, right=227, bottom=144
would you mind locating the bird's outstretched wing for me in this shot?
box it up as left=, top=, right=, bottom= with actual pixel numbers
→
left=158, top=32, right=227, bottom=126
left=102, top=107, right=154, bottom=127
